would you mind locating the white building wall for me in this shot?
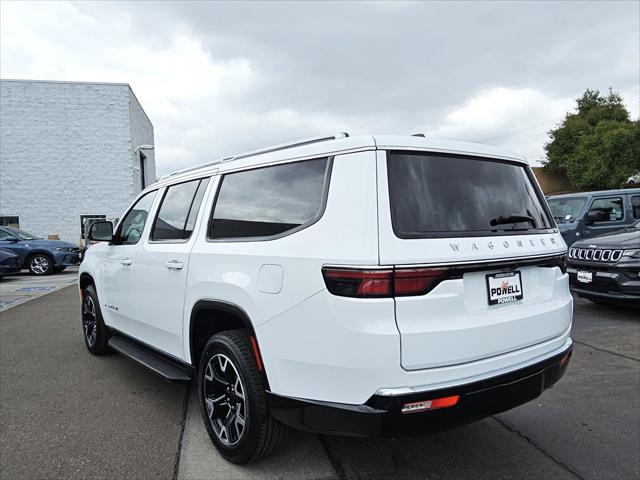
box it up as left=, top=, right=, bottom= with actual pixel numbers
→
left=129, top=89, right=156, bottom=190
left=0, top=80, right=155, bottom=243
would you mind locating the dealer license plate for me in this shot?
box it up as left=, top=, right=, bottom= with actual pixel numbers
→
left=577, top=270, right=593, bottom=283
left=486, top=271, right=523, bottom=305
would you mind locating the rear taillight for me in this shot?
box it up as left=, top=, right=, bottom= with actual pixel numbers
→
left=558, top=254, right=567, bottom=274
left=394, top=268, right=449, bottom=296
left=322, top=268, right=393, bottom=297
left=322, top=267, right=449, bottom=298
left=548, top=254, right=567, bottom=274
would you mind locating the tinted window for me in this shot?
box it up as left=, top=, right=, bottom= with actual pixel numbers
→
left=588, top=197, right=624, bottom=222
left=0, top=229, right=14, bottom=241
left=547, top=197, right=587, bottom=222
left=632, top=196, right=640, bottom=219
left=118, top=191, right=157, bottom=245
left=152, top=179, right=209, bottom=241
left=387, top=152, right=552, bottom=237
left=3, top=227, right=41, bottom=240
left=210, top=158, right=329, bottom=239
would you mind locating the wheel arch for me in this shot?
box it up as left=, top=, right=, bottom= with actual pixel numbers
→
left=23, top=249, right=55, bottom=268
left=79, top=272, right=95, bottom=291
left=189, top=300, right=269, bottom=388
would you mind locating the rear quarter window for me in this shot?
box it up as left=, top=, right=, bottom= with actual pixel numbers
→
left=387, top=151, right=553, bottom=238
left=209, top=158, right=331, bottom=240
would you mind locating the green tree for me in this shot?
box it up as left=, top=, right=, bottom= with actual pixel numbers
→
left=543, top=89, right=639, bottom=189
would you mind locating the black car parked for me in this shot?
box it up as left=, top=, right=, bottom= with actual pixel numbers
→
left=0, top=248, right=21, bottom=279
left=567, top=220, right=640, bottom=305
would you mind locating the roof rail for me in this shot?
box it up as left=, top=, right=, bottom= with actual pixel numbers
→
left=160, top=132, right=349, bottom=180
left=228, top=132, right=349, bottom=162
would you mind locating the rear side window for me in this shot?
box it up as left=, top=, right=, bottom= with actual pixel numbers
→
left=387, top=152, right=553, bottom=237
left=631, top=195, right=640, bottom=219
left=210, top=158, right=330, bottom=239
left=547, top=197, right=586, bottom=222
left=151, top=178, right=209, bottom=241
left=587, top=197, right=624, bottom=222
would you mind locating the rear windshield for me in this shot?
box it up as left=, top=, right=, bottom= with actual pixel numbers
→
left=547, top=197, right=587, bottom=222
left=387, top=151, right=553, bottom=238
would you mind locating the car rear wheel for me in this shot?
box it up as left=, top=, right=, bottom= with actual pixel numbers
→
left=28, top=254, right=53, bottom=275
left=198, top=330, right=288, bottom=464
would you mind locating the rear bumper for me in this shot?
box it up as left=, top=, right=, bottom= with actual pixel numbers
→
left=267, top=342, right=572, bottom=437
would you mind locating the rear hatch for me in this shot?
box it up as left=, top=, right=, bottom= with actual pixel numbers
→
left=377, top=149, right=571, bottom=370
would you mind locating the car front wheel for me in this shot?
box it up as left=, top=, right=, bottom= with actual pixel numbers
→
left=81, top=285, right=110, bottom=355
left=28, top=254, right=53, bottom=275
left=198, top=330, right=288, bottom=464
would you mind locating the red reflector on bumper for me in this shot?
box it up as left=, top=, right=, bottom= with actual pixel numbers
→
left=401, top=395, right=460, bottom=414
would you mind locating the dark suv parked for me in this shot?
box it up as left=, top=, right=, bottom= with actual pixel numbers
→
left=547, top=188, right=640, bottom=247
left=567, top=220, right=640, bottom=305
left=0, top=227, right=80, bottom=275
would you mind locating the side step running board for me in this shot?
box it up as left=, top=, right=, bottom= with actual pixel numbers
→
left=107, top=335, right=192, bottom=381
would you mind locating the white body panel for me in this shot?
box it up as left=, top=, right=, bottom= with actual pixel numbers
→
left=133, top=182, right=211, bottom=358
left=79, top=134, right=573, bottom=407
left=182, top=151, right=380, bottom=357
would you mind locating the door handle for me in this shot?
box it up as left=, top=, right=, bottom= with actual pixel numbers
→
left=120, top=258, right=133, bottom=266
left=165, top=260, right=184, bottom=270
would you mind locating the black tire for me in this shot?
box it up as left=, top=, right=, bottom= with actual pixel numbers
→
left=81, top=285, right=110, bottom=355
left=27, top=253, right=53, bottom=275
left=198, top=330, right=288, bottom=464
left=53, top=266, right=67, bottom=273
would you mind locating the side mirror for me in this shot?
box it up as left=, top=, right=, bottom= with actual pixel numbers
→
left=89, top=221, right=114, bottom=242
left=585, top=211, right=603, bottom=225
left=5, top=237, right=19, bottom=243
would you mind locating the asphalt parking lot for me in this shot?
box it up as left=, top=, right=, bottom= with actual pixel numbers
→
left=0, top=280, right=638, bottom=480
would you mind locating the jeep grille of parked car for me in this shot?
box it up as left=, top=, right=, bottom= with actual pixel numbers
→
left=568, top=248, right=623, bottom=262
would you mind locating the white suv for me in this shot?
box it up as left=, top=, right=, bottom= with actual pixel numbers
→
left=80, top=134, right=573, bottom=464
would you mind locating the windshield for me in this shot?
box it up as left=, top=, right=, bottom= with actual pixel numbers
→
left=387, top=152, right=553, bottom=237
left=4, top=227, right=42, bottom=240
left=547, top=197, right=587, bottom=222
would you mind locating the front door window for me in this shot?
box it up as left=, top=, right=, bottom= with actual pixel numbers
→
left=117, top=191, right=157, bottom=245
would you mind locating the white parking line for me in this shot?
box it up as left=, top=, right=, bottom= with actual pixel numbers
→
left=177, top=385, right=337, bottom=479
left=0, top=268, right=78, bottom=312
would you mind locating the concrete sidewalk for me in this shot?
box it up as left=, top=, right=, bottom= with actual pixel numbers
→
left=177, top=384, right=337, bottom=480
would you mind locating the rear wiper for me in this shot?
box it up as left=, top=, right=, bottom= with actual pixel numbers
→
left=489, top=214, right=536, bottom=227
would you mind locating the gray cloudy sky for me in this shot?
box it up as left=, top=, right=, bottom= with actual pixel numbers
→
left=1, top=1, right=638, bottom=175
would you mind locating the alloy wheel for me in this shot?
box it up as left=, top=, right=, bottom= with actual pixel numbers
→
left=203, top=353, right=247, bottom=446
left=30, top=256, right=49, bottom=275
left=82, top=295, right=97, bottom=347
